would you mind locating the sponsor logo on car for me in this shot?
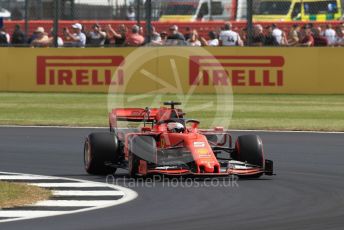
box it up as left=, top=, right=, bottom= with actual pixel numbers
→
left=197, top=148, right=210, bottom=157
left=36, top=56, right=124, bottom=86
left=194, top=141, right=206, bottom=148
left=189, top=56, right=285, bottom=87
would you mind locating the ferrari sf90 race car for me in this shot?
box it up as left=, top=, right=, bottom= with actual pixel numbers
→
left=84, top=102, right=274, bottom=178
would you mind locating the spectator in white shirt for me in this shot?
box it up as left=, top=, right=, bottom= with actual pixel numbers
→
left=335, top=24, right=344, bottom=45
left=186, top=30, right=201, bottom=47
left=272, top=24, right=283, bottom=45
left=272, top=24, right=288, bottom=46
left=63, top=23, right=86, bottom=47
left=126, top=6, right=136, bottom=21
left=219, top=23, right=243, bottom=46
left=149, top=26, right=162, bottom=46
left=49, top=28, right=64, bottom=47
left=0, top=27, right=10, bottom=45
left=323, top=24, right=336, bottom=46
left=200, top=31, right=219, bottom=46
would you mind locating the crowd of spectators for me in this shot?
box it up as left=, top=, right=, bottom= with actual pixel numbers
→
left=1, top=22, right=344, bottom=47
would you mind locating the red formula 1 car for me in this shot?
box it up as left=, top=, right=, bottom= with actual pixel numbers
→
left=84, top=101, right=274, bottom=178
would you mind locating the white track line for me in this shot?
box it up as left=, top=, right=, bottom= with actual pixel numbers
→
left=33, top=200, right=114, bottom=207
left=229, top=129, right=344, bottom=134
left=0, top=171, right=138, bottom=223
left=0, top=211, right=67, bottom=218
left=28, top=183, right=110, bottom=187
left=0, top=175, right=62, bottom=180
left=52, top=190, right=124, bottom=196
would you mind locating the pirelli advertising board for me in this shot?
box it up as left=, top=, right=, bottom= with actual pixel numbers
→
left=0, top=47, right=343, bottom=94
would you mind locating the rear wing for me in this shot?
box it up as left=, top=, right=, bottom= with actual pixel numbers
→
left=109, top=108, right=160, bottom=128
left=109, top=107, right=185, bottom=129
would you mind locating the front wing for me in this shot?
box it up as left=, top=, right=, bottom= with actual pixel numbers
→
left=141, top=160, right=273, bottom=177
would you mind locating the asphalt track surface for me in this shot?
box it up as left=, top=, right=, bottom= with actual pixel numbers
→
left=0, top=127, right=343, bottom=230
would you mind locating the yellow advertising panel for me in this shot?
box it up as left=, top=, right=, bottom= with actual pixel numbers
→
left=0, top=47, right=343, bottom=94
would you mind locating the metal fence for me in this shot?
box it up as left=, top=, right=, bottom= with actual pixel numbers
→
left=0, top=0, right=344, bottom=21
left=1, top=0, right=241, bottom=21
left=1, top=0, right=344, bottom=47
left=1, top=0, right=343, bottom=21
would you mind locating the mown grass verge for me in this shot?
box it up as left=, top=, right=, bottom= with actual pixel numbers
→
left=0, top=93, right=343, bottom=131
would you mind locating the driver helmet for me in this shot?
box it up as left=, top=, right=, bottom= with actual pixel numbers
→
left=167, top=122, right=185, bottom=133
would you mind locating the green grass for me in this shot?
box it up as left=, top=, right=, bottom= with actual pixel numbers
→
left=0, top=181, right=51, bottom=208
left=0, top=92, right=343, bottom=131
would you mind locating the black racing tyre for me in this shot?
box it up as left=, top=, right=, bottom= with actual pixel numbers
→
left=84, top=132, right=119, bottom=175
left=128, top=136, right=157, bottom=177
left=232, top=134, right=264, bottom=167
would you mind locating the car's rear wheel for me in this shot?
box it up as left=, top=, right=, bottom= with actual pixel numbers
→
left=232, top=134, right=264, bottom=178
left=84, top=132, right=119, bottom=175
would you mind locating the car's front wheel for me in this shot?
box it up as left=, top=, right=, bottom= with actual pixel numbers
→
left=232, top=134, right=264, bottom=178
